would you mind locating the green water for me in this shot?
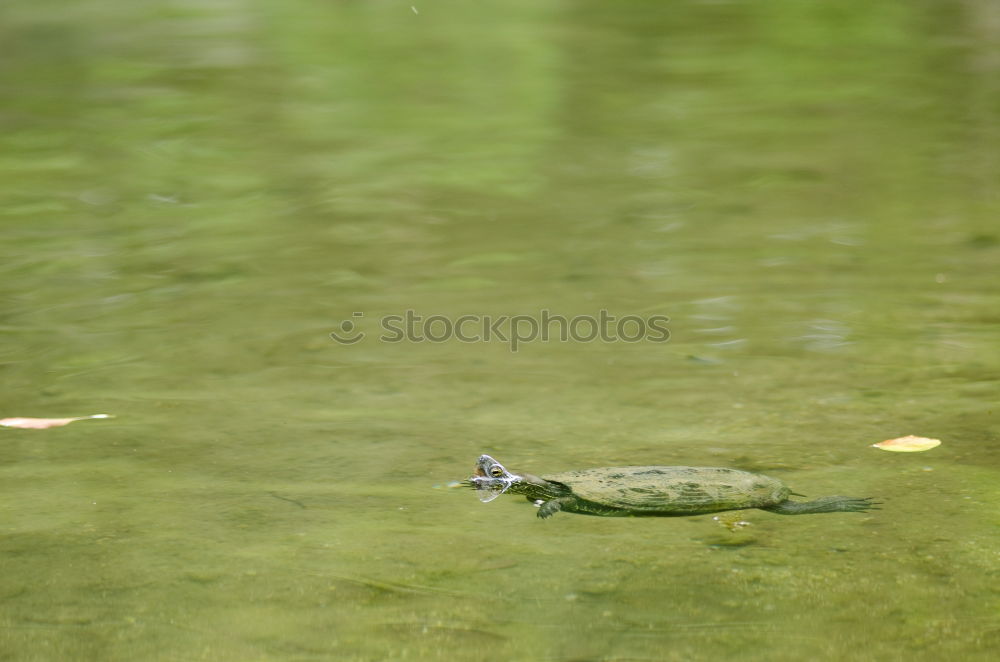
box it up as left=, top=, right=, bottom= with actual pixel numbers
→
left=2, top=0, right=999, bottom=659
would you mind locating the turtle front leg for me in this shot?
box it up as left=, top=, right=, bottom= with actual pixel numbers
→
left=536, top=497, right=574, bottom=519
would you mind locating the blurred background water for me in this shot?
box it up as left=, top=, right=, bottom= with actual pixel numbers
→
left=1, top=0, right=999, bottom=660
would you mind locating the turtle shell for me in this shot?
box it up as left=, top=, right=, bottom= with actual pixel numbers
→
left=541, top=466, right=789, bottom=514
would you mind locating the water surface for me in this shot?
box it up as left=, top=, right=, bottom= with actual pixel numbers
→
left=2, top=0, right=999, bottom=660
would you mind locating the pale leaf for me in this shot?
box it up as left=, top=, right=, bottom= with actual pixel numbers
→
left=871, top=435, right=941, bottom=452
left=0, top=414, right=113, bottom=430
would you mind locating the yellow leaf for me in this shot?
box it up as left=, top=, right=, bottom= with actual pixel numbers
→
left=871, top=435, right=941, bottom=452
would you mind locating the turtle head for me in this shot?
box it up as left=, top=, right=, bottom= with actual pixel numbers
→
left=468, top=454, right=564, bottom=503
left=469, top=454, right=522, bottom=502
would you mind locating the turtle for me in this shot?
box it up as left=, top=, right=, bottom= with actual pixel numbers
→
left=468, top=455, right=877, bottom=519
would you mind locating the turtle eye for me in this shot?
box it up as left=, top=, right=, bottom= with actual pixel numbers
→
left=490, top=465, right=505, bottom=478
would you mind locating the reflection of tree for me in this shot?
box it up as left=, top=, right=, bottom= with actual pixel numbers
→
left=964, top=0, right=1000, bottom=59
left=265, top=0, right=558, bottom=207
left=546, top=0, right=999, bottom=239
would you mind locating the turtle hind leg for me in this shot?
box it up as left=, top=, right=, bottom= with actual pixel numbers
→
left=763, top=496, right=879, bottom=515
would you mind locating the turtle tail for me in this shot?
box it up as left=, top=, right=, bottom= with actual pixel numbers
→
left=762, top=496, right=879, bottom=515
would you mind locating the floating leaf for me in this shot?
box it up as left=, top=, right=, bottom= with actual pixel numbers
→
left=0, top=414, right=113, bottom=429
left=871, top=435, right=941, bottom=453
